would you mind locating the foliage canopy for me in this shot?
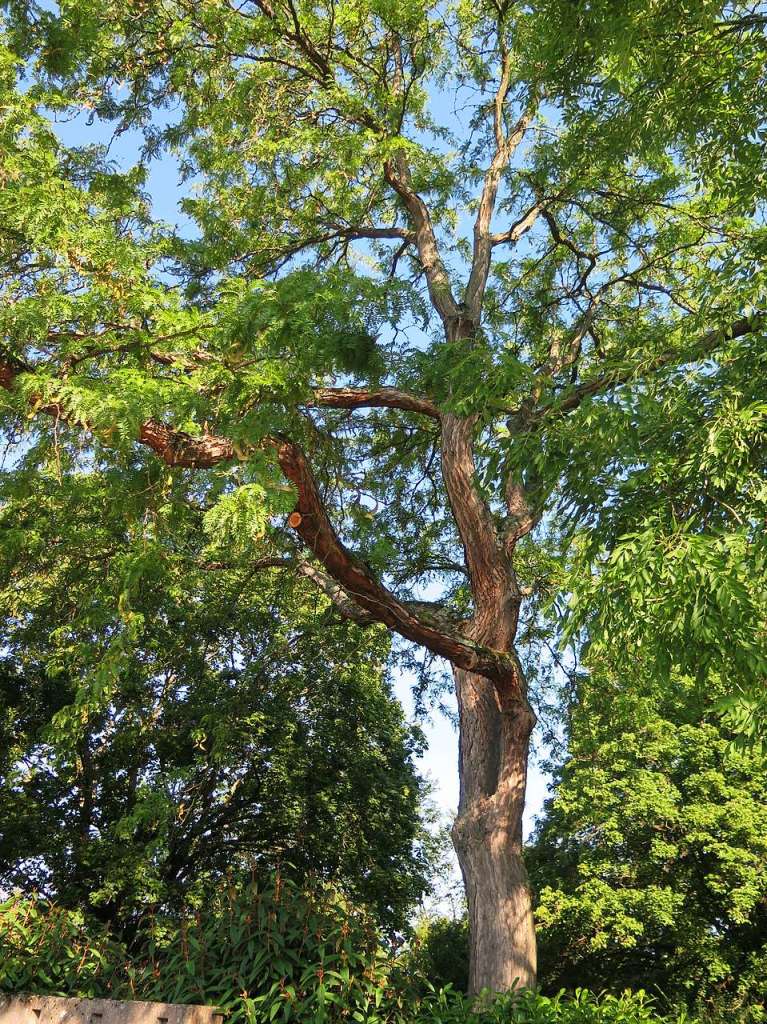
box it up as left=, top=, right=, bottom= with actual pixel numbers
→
left=1, top=0, right=766, bottom=995
left=0, top=459, right=432, bottom=929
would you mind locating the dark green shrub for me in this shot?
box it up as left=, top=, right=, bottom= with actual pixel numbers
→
left=415, top=988, right=689, bottom=1024
left=409, top=915, right=469, bottom=993
left=0, top=875, right=423, bottom=1021
left=120, top=874, right=423, bottom=1021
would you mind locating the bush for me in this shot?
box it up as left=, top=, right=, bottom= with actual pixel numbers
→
left=117, top=874, right=422, bottom=1022
left=408, top=915, right=469, bottom=994
left=0, top=896, right=128, bottom=998
left=0, top=875, right=422, bottom=1021
left=416, top=988, right=689, bottom=1024
left=0, top=876, right=692, bottom=1024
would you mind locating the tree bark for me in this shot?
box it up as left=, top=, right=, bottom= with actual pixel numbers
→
left=452, top=659, right=537, bottom=994
left=439, top=401, right=538, bottom=993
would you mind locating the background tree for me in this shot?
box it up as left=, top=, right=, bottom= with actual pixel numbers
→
left=524, top=0, right=767, bottom=741
left=523, top=0, right=767, bottom=209
left=1, top=0, right=765, bottom=992
left=0, top=463, right=431, bottom=931
left=529, top=660, right=767, bottom=1017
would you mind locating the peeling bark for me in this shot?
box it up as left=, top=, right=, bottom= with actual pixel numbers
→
left=313, top=386, right=440, bottom=419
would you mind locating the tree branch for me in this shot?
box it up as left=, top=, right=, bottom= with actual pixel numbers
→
left=327, top=223, right=414, bottom=242
left=440, top=413, right=514, bottom=612
left=512, top=313, right=765, bottom=432
left=138, top=419, right=238, bottom=467
left=295, top=561, right=377, bottom=624
left=545, top=296, right=603, bottom=377
left=462, top=33, right=536, bottom=318
left=465, top=80, right=534, bottom=319
left=383, top=154, right=463, bottom=328
left=540, top=207, right=597, bottom=296
left=312, top=386, right=440, bottom=419
left=0, top=358, right=517, bottom=685
left=297, top=561, right=465, bottom=632
left=504, top=477, right=540, bottom=551
left=490, top=200, right=544, bottom=247
left=276, top=436, right=517, bottom=682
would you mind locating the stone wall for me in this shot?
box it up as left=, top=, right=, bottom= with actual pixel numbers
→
left=0, top=995, right=225, bottom=1024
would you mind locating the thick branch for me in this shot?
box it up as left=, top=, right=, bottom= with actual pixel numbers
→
left=138, top=419, right=237, bottom=466
left=463, top=35, right=536, bottom=318
left=296, top=561, right=377, bottom=625
left=277, top=437, right=518, bottom=683
left=383, top=155, right=463, bottom=327
left=297, top=561, right=465, bottom=632
left=312, top=386, right=440, bottom=419
left=327, top=223, right=413, bottom=242
left=440, top=413, right=513, bottom=611
left=504, top=478, right=540, bottom=551
left=0, top=358, right=517, bottom=685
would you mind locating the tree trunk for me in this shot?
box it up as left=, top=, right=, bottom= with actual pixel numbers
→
left=451, top=661, right=537, bottom=994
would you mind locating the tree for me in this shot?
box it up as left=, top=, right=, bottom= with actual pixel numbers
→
left=1, top=1, right=766, bottom=991
left=529, top=662, right=767, bottom=1014
left=0, top=465, right=431, bottom=931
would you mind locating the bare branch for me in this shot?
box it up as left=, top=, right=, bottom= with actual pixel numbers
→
left=330, top=223, right=413, bottom=242
left=298, top=562, right=465, bottom=632
left=464, top=43, right=536, bottom=318
left=513, top=312, right=765, bottom=432
left=312, top=386, right=440, bottom=419
left=540, top=207, right=597, bottom=297
left=541, top=208, right=596, bottom=265
left=545, top=295, right=603, bottom=376
left=383, top=154, right=463, bottom=327
left=490, top=201, right=545, bottom=247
